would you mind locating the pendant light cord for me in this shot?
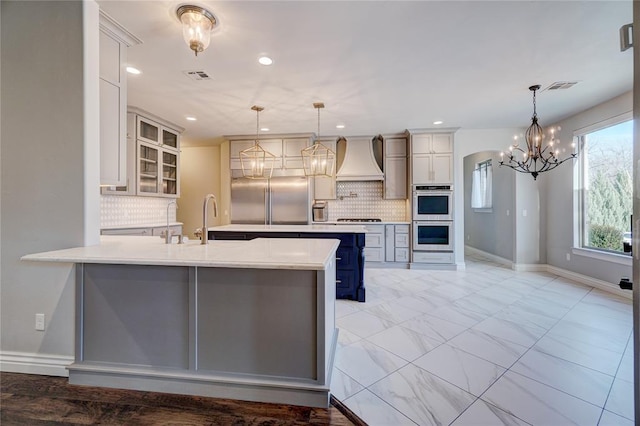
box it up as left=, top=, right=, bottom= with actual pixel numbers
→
left=256, top=108, right=260, bottom=146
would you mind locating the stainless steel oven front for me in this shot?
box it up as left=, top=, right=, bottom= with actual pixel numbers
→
left=413, top=185, right=453, bottom=221
left=412, top=221, right=454, bottom=251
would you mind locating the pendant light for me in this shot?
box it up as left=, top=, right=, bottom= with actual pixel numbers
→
left=176, top=5, right=218, bottom=57
left=499, top=85, right=577, bottom=180
left=302, top=103, right=336, bottom=177
left=240, top=106, right=275, bottom=179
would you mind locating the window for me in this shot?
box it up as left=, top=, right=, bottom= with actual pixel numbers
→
left=471, top=159, right=492, bottom=209
left=579, top=119, right=633, bottom=254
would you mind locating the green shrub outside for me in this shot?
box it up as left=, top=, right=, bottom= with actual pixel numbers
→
left=588, top=224, right=623, bottom=251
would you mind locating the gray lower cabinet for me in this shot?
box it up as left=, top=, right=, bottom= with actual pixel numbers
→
left=72, top=262, right=336, bottom=408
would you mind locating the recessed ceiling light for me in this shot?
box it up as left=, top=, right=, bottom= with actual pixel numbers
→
left=433, top=120, right=443, bottom=125
left=126, top=66, right=141, bottom=75
left=258, top=56, right=273, bottom=66
left=336, top=124, right=345, bottom=129
left=186, top=116, right=197, bottom=121
left=261, top=127, right=270, bottom=132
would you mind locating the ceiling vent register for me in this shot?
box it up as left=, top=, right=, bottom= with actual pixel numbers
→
left=544, top=81, right=578, bottom=91
left=183, top=70, right=212, bottom=81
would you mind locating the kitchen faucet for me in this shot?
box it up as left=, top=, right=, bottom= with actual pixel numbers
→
left=165, top=200, right=178, bottom=244
left=201, top=194, right=218, bottom=245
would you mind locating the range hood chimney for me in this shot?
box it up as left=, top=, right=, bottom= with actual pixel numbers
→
left=336, top=136, right=384, bottom=181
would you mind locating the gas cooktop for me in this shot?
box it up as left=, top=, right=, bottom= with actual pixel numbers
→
left=336, top=218, right=382, bottom=222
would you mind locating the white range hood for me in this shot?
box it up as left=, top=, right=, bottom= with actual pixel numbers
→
left=336, top=136, right=384, bottom=181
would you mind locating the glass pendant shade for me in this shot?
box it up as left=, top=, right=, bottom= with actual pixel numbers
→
left=302, top=102, right=337, bottom=177
left=240, top=106, right=275, bottom=179
left=176, top=5, right=217, bottom=56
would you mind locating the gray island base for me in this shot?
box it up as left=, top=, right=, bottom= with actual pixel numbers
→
left=23, top=236, right=340, bottom=408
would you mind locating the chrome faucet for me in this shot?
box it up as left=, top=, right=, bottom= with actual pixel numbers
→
left=201, top=194, right=218, bottom=245
left=165, top=200, right=178, bottom=244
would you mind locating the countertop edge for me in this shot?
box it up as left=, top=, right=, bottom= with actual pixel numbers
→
left=21, top=237, right=340, bottom=271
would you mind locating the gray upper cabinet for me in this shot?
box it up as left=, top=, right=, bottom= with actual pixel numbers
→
left=228, top=134, right=312, bottom=173
left=383, top=135, right=408, bottom=199
left=410, top=132, right=454, bottom=184
left=98, top=11, right=141, bottom=187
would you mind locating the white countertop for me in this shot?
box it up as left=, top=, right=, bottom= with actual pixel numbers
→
left=22, top=236, right=340, bottom=270
left=209, top=224, right=367, bottom=233
left=101, top=222, right=183, bottom=230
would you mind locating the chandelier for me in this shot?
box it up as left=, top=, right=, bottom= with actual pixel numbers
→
left=302, top=103, right=336, bottom=177
left=499, top=85, right=577, bottom=180
left=176, top=5, right=217, bottom=56
left=240, top=106, right=275, bottom=179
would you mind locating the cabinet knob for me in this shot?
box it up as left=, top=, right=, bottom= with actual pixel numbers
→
left=336, top=280, right=342, bottom=284
left=336, top=257, right=342, bottom=261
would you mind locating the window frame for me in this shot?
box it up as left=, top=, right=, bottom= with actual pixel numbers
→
left=573, top=111, right=633, bottom=262
left=471, top=159, right=493, bottom=212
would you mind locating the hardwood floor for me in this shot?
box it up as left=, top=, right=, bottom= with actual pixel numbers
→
left=1, top=372, right=363, bottom=425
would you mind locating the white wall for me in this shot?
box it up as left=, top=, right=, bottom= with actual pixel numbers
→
left=1, top=1, right=100, bottom=374
left=179, top=146, right=223, bottom=238
left=545, top=91, right=633, bottom=285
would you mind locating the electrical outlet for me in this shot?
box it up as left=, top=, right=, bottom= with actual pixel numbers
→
left=35, top=313, right=45, bottom=331
left=566, top=253, right=571, bottom=261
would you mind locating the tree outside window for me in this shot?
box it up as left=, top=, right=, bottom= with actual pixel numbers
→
left=581, top=120, right=633, bottom=253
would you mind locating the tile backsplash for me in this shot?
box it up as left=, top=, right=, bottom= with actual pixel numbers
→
left=326, top=182, right=408, bottom=222
left=101, top=195, right=176, bottom=228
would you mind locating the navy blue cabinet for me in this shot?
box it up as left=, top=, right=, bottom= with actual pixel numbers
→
left=209, top=230, right=366, bottom=302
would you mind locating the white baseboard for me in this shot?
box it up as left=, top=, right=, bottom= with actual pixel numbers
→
left=547, top=265, right=632, bottom=300
left=464, top=246, right=512, bottom=267
left=1, top=351, right=73, bottom=377
left=512, top=263, right=548, bottom=272
left=465, top=245, right=632, bottom=300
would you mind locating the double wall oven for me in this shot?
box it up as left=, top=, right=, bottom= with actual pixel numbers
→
left=412, top=185, right=453, bottom=253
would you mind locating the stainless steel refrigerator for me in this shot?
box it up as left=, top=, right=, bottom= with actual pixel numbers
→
left=230, top=176, right=310, bottom=224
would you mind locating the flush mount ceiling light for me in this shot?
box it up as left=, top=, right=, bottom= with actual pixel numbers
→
left=499, top=85, right=577, bottom=180
left=433, top=120, right=443, bottom=125
left=240, top=106, right=275, bottom=179
left=126, top=66, right=141, bottom=74
left=176, top=5, right=218, bottom=56
left=258, top=56, right=273, bottom=66
left=186, top=116, right=197, bottom=121
left=302, top=103, right=336, bottom=177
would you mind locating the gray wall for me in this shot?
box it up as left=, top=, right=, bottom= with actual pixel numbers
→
left=1, top=1, right=99, bottom=364
left=545, top=91, right=632, bottom=284
left=454, top=128, right=523, bottom=266
left=463, top=151, right=514, bottom=261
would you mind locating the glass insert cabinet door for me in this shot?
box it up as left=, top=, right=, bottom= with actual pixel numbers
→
left=138, top=117, right=160, bottom=144
left=162, top=129, right=179, bottom=150
left=138, top=142, right=159, bottom=194
left=162, top=151, right=178, bottom=195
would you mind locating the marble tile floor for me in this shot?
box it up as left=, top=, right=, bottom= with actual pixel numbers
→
left=332, top=253, right=635, bottom=426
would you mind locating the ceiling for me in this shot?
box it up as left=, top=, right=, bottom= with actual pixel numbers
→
left=97, top=1, right=632, bottom=146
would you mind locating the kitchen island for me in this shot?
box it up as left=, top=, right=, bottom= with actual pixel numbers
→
left=22, top=236, right=340, bottom=408
left=208, top=224, right=367, bottom=301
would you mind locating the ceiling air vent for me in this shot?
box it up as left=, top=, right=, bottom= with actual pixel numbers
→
left=183, top=70, right=212, bottom=81
left=544, top=81, right=578, bottom=91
